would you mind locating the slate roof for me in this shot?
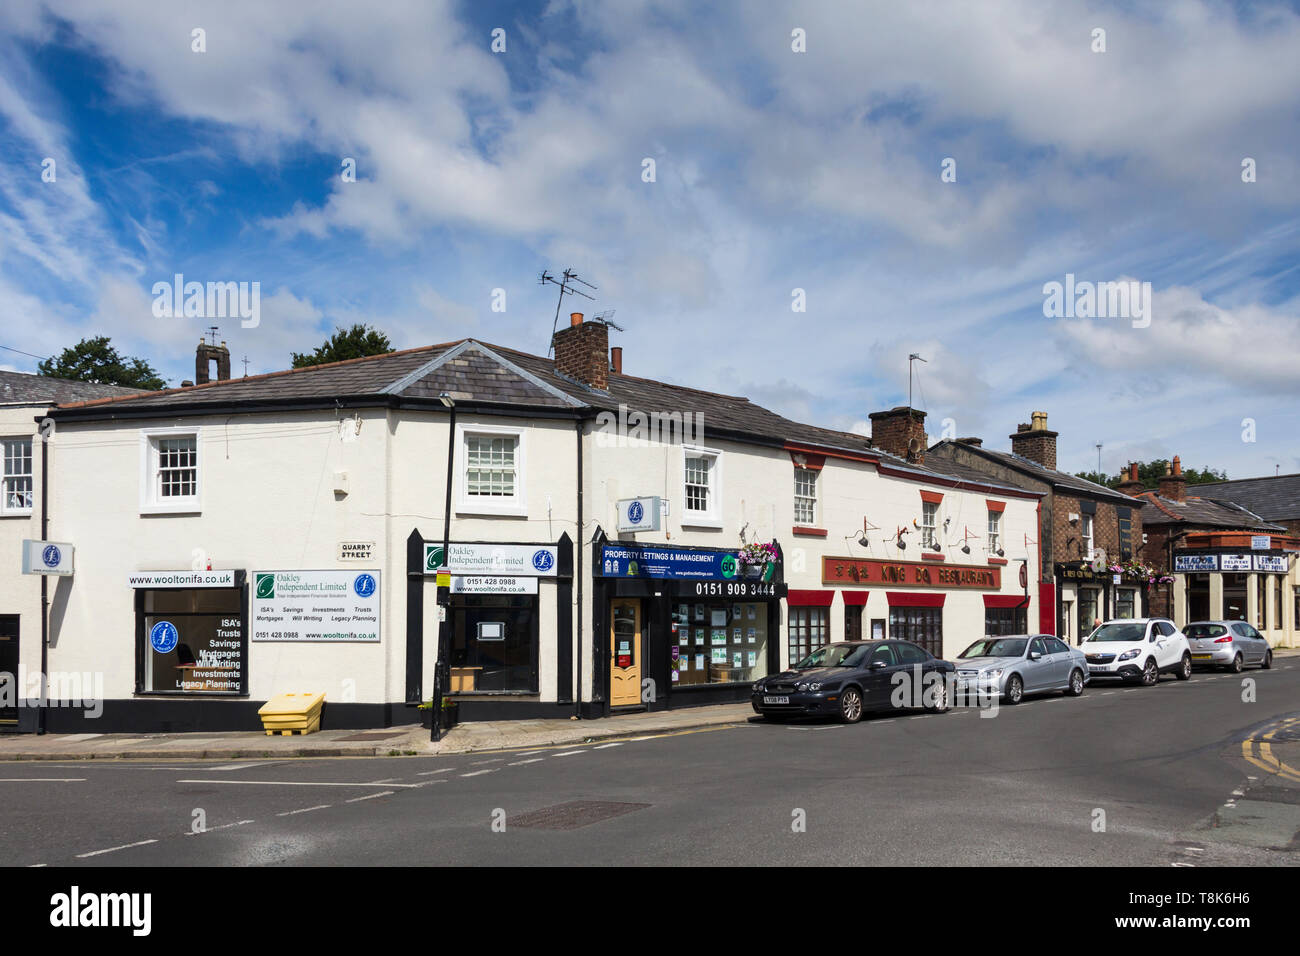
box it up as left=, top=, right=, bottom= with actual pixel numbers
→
left=927, top=440, right=1144, bottom=505
left=1192, top=474, right=1300, bottom=522
left=0, top=370, right=148, bottom=405
left=1135, top=491, right=1284, bottom=531
left=48, top=338, right=1037, bottom=498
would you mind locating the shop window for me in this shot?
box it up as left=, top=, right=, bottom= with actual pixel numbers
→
left=787, top=606, right=828, bottom=666
left=449, top=594, right=537, bottom=693
left=889, top=606, right=943, bottom=658
left=681, top=445, right=721, bottom=526
left=675, top=600, right=768, bottom=685
left=140, top=428, right=200, bottom=514
left=794, top=466, right=817, bottom=526
left=984, top=605, right=1026, bottom=636
left=1186, top=574, right=1211, bottom=622
left=844, top=603, right=863, bottom=641
left=139, top=587, right=244, bottom=694
left=1078, top=588, right=1101, bottom=634
left=1, top=437, right=33, bottom=514
left=1222, top=574, right=1248, bottom=621
left=1115, top=588, right=1136, bottom=619
left=1275, top=577, right=1283, bottom=632
left=1257, top=575, right=1268, bottom=631
left=987, top=509, right=1001, bottom=555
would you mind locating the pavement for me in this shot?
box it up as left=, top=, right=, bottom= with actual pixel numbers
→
left=0, top=702, right=755, bottom=760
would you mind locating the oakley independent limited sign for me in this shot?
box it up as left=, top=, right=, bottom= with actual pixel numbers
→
left=251, top=570, right=381, bottom=642
left=823, top=557, right=1001, bottom=589
left=423, top=543, right=557, bottom=576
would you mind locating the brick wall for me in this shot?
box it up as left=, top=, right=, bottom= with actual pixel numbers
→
left=551, top=318, right=609, bottom=390
left=868, top=407, right=927, bottom=464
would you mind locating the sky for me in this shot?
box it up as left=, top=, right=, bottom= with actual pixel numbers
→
left=1, top=0, right=1298, bottom=479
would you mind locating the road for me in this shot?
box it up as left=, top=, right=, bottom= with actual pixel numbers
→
left=3, top=664, right=1298, bottom=866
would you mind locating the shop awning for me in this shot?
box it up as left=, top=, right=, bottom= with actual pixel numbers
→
left=841, top=591, right=869, bottom=607
left=886, top=592, right=945, bottom=607
left=787, top=589, right=835, bottom=606
left=983, top=594, right=1027, bottom=608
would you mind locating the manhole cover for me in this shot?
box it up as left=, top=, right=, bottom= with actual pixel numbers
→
left=510, top=800, right=651, bottom=830
left=337, top=732, right=407, bottom=741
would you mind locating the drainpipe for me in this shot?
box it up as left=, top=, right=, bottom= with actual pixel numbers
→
left=575, top=418, right=584, bottom=719
left=38, top=431, right=48, bottom=735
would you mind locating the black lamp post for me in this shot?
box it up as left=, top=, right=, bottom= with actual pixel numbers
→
left=432, top=393, right=455, bottom=742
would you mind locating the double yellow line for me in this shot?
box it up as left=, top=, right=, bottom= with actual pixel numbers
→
left=1241, top=715, right=1300, bottom=783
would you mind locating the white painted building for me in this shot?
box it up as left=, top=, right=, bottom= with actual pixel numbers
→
left=14, top=320, right=1042, bottom=732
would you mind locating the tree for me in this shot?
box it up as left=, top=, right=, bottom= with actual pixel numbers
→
left=37, top=336, right=166, bottom=390
left=291, top=324, right=394, bottom=368
left=1075, top=459, right=1227, bottom=490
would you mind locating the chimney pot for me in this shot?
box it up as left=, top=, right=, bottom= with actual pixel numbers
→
left=570, top=312, right=583, bottom=327
left=1008, top=410, right=1058, bottom=470
left=1158, top=455, right=1188, bottom=502
left=610, top=346, right=623, bottom=374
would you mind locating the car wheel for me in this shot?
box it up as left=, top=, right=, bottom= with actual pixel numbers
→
left=1231, top=654, right=1243, bottom=674
left=838, top=687, right=863, bottom=724
left=926, top=674, right=949, bottom=713
left=1176, top=654, right=1191, bottom=681
left=1261, top=651, right=1272, bottom=670
left=1067, top=668, right=1085, bottom=696
left=1141, top=658, right=1158, bottom=686
left=1005, top=674, right=1023, bottom=705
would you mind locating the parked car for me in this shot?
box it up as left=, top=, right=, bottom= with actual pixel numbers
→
left=1184, top=621, right=1273, bottom=672
left=751, top=640, right=955, bottom=723
left=1082, top=618, right=1192, bottom=684
left=954, top=634, right=1088, bottom=704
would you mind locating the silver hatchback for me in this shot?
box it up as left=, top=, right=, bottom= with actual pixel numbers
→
left=954, top=634, right=1089, bottom=704
left=1185, top=621, right=1273, bottom=672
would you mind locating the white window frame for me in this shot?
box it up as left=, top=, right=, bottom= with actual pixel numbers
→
left=1081, top=513, right=1095, bottom=560
left=456, top=423, right=526, bottom=517
left=681, top=444, right=722, bottom=529
left=139, top=427, right=202, bottom=515
left=920, top=501, right=938, bottom=548
left=1, top=436, right=34, bottom=516
left=793, top=466, right=818, bottom=527
left=987, top=509, right=1001, bottom=554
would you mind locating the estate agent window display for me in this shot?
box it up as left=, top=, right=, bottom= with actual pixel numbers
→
left=674, top=599, right=770, bottom=686
left=137, top=586, right=246, bottom=695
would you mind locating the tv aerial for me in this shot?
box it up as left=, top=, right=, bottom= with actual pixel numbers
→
left=540, top=269, right=596, bottom=355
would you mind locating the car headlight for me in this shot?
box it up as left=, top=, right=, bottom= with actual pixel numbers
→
left=983, top=668, right=1004, bottom=678
left=1117, top=649, right=1140, bottom=661
left=807, top=682, right=824, bottom=692
left=752, top=682, right=763, bottom=692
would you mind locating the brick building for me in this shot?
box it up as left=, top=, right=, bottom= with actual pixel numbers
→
left=929, top=411, right=1147, bottom=643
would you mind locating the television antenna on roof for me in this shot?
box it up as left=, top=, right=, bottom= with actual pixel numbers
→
left=592, top=310, right=624, bottom=331
left=204, top=326, right=220, bottom=346
left=541, top=269, right=596, bottom=356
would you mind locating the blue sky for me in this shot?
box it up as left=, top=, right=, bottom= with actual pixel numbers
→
left=1, top=0, right=1298, bottom=478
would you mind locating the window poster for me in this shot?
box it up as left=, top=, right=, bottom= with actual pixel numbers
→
left=711, top=628, right=726, bottom=645
left=732, top=627, right=741, bottom=641
left=747, top=605, right=756, bottom=620
left=747, top=651, right=757, bottom=667
left=711, top=647, right=728, bottom=664
left=693, top=628, right=703, bottom=645
left=710, top=608, right=728, bottom=627
left=747, top=627, right=756, bottom=643
left=695, top=654, right=705, bottom=670
left=694, top=604, right=705, bottom=621
left=733, top=651, right=742, bottom=667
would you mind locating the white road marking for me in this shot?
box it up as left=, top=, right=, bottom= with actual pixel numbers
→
left=277, top=805, right=332, bottom=817
left=346, top=791, right=394, bottom=803
left=553, top=750, right=585, bottom=756
left=1171, top=862, right=1195, bottom=867
left=177, top=779, right=426, bottom=788
left=508, top=758, right=545, bottom=766
left=28, top=863, right=46, bottom=868
left=518, top=749, right=547, bottom=755
left=470, top=758, right=505, bottom=765
left=418, top=768, right=456, bottom=776
left=77, top=839, right=158, bottom=858
left=461, top=769, right=499, bottom=777
left=593, top=742, right=624, bottom=749
left=210, top=762, right=275, bottom=771
left=185, top=819, right=254, bottom=836
left=0, top=778, right=85, bottom=783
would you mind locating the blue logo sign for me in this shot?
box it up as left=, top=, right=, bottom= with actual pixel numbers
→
left=628, top=500, right=644, bottom=524
left=353, top=573, right=376, bottom=598
left=150, top=620, right=179, bottom=654
left=532, top=549, right=554, bottom=572
left=41, top=545, right=62, bottom=568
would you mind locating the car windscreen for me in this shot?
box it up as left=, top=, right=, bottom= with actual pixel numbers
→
left=794, top=645, right=869, bottom=668
left=1185, top=624, right=1227, bottom=639
left=959, top=638, right=1027, bottom=658
left=1086, top=622, right=1146, bottom=643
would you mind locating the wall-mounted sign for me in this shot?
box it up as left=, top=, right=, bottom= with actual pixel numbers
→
left=600, top=544, right=756, bottom=580
left=1250, top=535, right=1272, bottom=551
left=1254, top=554, right=1287, bottom=573
left=337, top=541, right=376, bottom=561
left=823, top=557, right=1001, bottom=590
left=451, top=576, right=538, bottom=594
left=423, top=543, right=557, bottom=577
left=128, top=569, right=238, bottom=588
left=616, top=497, right=663, bottom=533
left=1220, top=554, right=1251, bottom=572
left=21, top=540, right=74, bottom=576
left=1173, top=553, right=1218, bottom=573
left=251, top=569, right=381, bottom=642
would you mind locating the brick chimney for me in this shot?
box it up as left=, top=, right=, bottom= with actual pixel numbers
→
left=1158, top=456, right=1187, bottom=502
left=551, top=313, right=609, bottom=390
left=868, top=406, right=927, bottom=464
left=1116, top=461, right=1144, bottom=496
left=195, top=338, right=231, bottom=384
left=1009, top=410, right=1058, bottom=470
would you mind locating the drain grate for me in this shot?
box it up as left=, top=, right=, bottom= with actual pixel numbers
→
left=509, top=800, right=651, bottom=830
left=337, top=732, right=408, bottom=741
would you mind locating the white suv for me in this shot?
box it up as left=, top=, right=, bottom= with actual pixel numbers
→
left=1081, top=618, right=1192, bottom=685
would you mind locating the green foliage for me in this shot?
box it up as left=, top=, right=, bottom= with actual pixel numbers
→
left=291, top=324, right=394, bottom=368
left=37, top=336, right=165, bottom=390
left=1075, top=460, right=1227, bottom=490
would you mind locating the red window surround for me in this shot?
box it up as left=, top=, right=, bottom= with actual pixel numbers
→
left=921, top=552, right=946, bottom=561
left=983, top=595, right=1027, bottom=609
left=920, top=490, right=944, bottom=505
left=886, top=592, right=946, bottom=607
left=842, top=591, right=869, bottom=607
left=986, top=499, right=1006, bottom=513
left=787, top=590, right=834, bottom=607
left=987, top=557, right=1008, bottom=566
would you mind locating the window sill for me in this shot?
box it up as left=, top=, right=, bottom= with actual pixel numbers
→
left=0, top=511, right=35, bottom=519
left=140, top=503, right=201, bottom=516
left=920, top=552, right=946, bottom=561
left=455, top=502, right=527, bottom=518
left=987, top=557, right=1008, bottom=565
left=680, top=517, right=723, bottom=530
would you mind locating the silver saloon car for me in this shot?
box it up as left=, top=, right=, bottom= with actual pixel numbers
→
left=954, top=634, right=1089, bottom=704
left=1185, top=620, right=1274, bottom=672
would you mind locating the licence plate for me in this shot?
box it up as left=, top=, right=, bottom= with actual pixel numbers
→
left=763, top=696, right=789, bottom=705
left=1088, top=666, right=1108, bottom=673
left=1192, top=654, right=1212, bottom=660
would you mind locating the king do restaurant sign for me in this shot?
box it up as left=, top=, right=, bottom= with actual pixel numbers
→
left=424, top=543, right=558, bottom=576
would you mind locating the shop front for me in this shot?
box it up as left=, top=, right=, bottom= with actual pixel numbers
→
left=592, top=534, right=785, bottom=714
left=1055, top=561, right=1146, bottom=643
left=1170, top=544, right=1296, bottom=646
